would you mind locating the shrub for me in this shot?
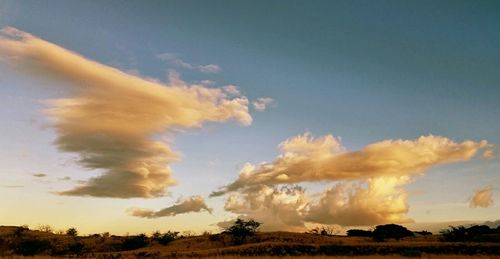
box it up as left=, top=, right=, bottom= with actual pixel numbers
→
left=15, top=239, right=52, bottom=256
left=152, top=231, right=179, bottom=245
left=66, top=227, right=78, bottom=237
left=372, top=224, right=414, bottom=241
left=121, top=234, right=149, bottom=250
left=37, top=224, right=53, bottom=233
left=308, top=226, right=339, bottom=236
left=440, top=225, right=497, bottom=242
left=347, top=229, right=373, bottom=237
left=67, top=242, right=85, bottom=255
left=225, top=218, right=261, bottom=244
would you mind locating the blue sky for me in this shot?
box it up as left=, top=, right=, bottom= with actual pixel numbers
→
left=0, top=0, right=499, bottom=234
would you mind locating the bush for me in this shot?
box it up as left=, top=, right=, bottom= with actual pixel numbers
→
left=66, top=227, right=78, bottom=237
left=440, top=225, right=497, bottom=242
left=372, top=224, right=414, bottom=241
left=347, top=229, right=373, bottom=237
left=15, top=239, right=52, bottom=256
left=225, top=218, right=261, bottom=244
left=308, top=226, right=339, bottom=236
left=121, top=234, right=149, bottom=250
left=67, top=242, right=85, bottom=255
left=152, top=231, right=179, bottom=245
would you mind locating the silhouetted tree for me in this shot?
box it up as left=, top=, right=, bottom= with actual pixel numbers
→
left=225, top=218, right=261, bottom=244
left=66, top=227, right=78, bottom=237
left=309, top=226, right=339, bottom=236
left=440, top=225, right=496, bottom=242
left=372, top=224, right=414, bottom=241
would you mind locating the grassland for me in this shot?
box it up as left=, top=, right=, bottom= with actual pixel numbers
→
left=1, top=226, right=499, bottom=258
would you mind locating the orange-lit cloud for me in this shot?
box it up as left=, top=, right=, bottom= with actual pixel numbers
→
left=213, top=133, right=491, bottom=196
left=469, top=186, right=494, bottom=208
left=215, top=132, right=492, bottom=228
left=223, top=185, right=309, bottom=231
left=127, top=196, right=213, bottom=218
left=0, top=27, right=252, bottom=198
left=305, top=177, right=411, bottom=226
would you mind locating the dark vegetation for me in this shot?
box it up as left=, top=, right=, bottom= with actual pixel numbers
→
left=440, top=225, right=500, bottom=242
left=0, top=221, right=499, bottom=257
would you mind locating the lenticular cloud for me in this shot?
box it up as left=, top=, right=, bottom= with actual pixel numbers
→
left=0, top=27, right=252, bottom=198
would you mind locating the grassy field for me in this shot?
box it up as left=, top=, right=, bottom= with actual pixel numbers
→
left=1, top=226, right=499, bottom=258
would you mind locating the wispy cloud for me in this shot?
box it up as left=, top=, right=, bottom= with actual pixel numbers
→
left=158, top=53, right=221, bottom=74
left=252, top=97, right=274, bottom=111
left=32, top=173, right=47, bottom=178
left=127, top=196, right=213, bottom=218
left=469, top=186, right=494, bottom=208
left=214, top=132, right=492, bottom=229
left=0, top=27, right=252, bottom=198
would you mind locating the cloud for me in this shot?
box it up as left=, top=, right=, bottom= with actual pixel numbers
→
left=223, top=185, right=309, bottom=231
left=199, top=64, right=222, bottom=74
left=305, top=177, right=411, bottom=226
left=32, top=173, right=47, bottom=178
left=252, top=97, right=274, bottom=111
left=469, top=186, right=494, bottom=208
left=58, top=176, right=71, bottom=181
left=127, top=196, right=213, bottom=218
left=223, top=85, right=240, bottom=96
left=214, top=132, right=492, bottom=229
left=0, top=27, right=252, bottom=198
left=213, top=133, right=492, bottom=195
left=157, top=52, right=221, bottom=74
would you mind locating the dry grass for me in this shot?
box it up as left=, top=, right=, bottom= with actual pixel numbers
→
left=1, top=226, right=499, bottom=258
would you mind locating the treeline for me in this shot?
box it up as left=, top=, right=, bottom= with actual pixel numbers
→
left=347, top=224, right=500, bottom=242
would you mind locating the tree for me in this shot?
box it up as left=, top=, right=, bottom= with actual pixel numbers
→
left=66, top=227, right=78, bottom=237
left=372, top=224, right=414, bottom=241
left=225, top=218, right=261, bottom=244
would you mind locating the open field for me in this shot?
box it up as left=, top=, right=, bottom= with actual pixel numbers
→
left=1, top=226, right=499, bottom=258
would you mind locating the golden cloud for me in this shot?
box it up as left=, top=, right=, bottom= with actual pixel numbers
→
left=0, top=27, right=252, bottom=198
left=213, top=133, right=491, bottom=196
left=127, top=196, right=213, bottom=218
left=216, top=132, right=492, bottom=228
left=469, top=186, right=494, bottom=208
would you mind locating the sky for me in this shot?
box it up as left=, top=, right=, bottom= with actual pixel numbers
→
left=0, top=0, right=499, bottom=235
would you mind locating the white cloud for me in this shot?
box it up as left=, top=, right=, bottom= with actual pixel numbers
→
left=252, top=97, right=274, bottom=111
left=158, top=52, right=221, bottom=74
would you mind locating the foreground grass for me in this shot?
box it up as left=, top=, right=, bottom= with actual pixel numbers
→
left=3, top=255, right=500, bottom=258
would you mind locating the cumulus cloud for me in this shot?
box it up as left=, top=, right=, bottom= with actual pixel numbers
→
left=157, top=52, right=221, bottom=74
left=32, top=173, right=47, bottom=178
left=213, top=133, right=492, bottom=196
left=469, top=186, right=494, bottom=208
left=305, top=177, right=411, bottom=226
left=127, top=196, right=213, bottom=218
left=215, top=132, right=492, bottom=229
left=0, top=27, right=252, bottom=198
left=223, top=185, right=309, bottom=231
left=252, top=97, right=274, bottom=111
